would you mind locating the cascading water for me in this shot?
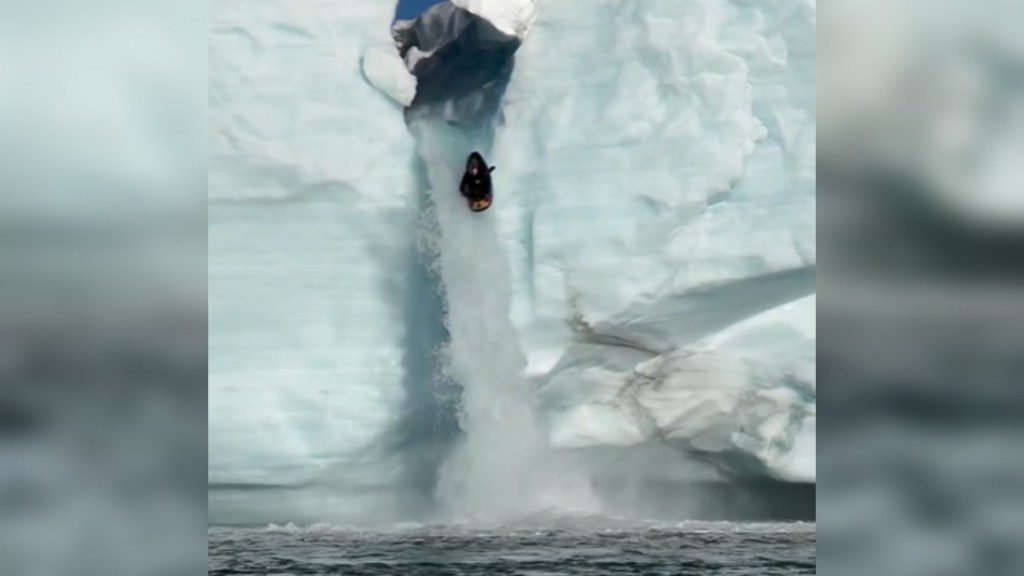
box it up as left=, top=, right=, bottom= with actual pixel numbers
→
left=397, top=1, right=594, bottom=521
left=410, top=119, right=597, bottom=523
left=412, top=121, right=543, bottom=519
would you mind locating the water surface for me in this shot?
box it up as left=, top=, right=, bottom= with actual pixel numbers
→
left=209, top=520, right=816, bottom=575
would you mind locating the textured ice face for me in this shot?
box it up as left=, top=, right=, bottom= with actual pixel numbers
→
left=209, top=0, right=437, bottom=525
left=486, top=0, right=816, bottom=482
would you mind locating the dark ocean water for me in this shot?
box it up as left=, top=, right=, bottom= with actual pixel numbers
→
left=209, top=520, right=815, bottom=575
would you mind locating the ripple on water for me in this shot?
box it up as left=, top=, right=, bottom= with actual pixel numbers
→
left=209, top=521, right=816, bottom=575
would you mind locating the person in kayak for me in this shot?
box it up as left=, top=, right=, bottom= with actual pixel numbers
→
left=460, top=151, right=495, bottom=212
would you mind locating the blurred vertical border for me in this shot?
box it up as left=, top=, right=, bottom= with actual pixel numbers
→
left=0, top=1, right=207, bottom=574
left=820, top=0, right=1024, bottom=574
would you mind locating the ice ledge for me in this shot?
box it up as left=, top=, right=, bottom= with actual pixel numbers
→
left=538, top=294, right=817, bottom=484
left=361, top=47, right=418, bottom=107
left=452, top=0, right=540, bottom=39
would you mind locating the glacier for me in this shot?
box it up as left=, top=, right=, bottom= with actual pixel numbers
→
left=209, top=0, right=815, bottom=526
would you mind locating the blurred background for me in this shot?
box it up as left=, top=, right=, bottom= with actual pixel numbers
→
left=819, top=0, right=1024, bottom=574
left=0, top=1, right=207, bottom=575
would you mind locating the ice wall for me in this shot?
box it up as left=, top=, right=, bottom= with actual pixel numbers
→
left=485, top=0, right=817, bottom=483
left=208, top=1, right=450, bottom=525
left=208, top=0, right=817, bottom=526
left=395, top=0, right=815, bottom=513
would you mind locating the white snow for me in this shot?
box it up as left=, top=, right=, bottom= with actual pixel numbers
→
left=452, top=0, right=541, bottom=39
left=362, top=47, right=418, bottom=106
left=208, top=0, right=816, bottom=525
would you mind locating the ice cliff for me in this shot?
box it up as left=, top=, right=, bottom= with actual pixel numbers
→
left=209, top=0, right=815, bottom=526
left=485, top=0, right=816, bottom=486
